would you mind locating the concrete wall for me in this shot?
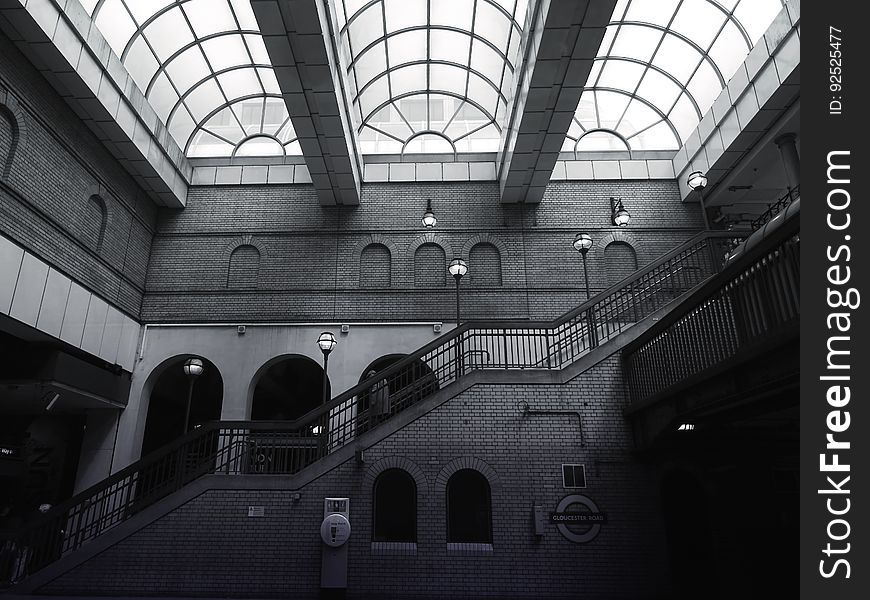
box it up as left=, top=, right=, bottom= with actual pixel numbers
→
left=42, top=353, right=672, bottom=600
left=112, top=322, right=456, bottom=473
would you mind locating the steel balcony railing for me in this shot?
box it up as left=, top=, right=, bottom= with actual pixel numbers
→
left=4, top=230, right=746, bottom=579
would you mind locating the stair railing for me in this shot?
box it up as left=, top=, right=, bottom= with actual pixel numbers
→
left=6, top=230, right=746, bottom=578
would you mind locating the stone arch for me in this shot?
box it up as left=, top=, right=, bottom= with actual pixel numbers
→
left=413, top=243, right=447, bottom=288
left=407, top=232, right=454, bottom=261
left=598, top=230, right=643, bottom=255
left=0, top=90, right=28, bottom=181
left=435, top=456, right=501, bottom=494
left=246, top=353, right=327, bottom=420
left=459, top=233, right=508, bottom=259
left=364, top=456, right=429, bottom=500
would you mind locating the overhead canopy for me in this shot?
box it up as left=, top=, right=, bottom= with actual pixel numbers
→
left=332, top=0, right=529, bottom=155
left=82, top=0, right=301, bottom=158
left=564, top=0, right=784, bottom=152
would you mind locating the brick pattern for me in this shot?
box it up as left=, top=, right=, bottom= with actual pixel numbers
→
left=414, top=243, right=447, bottom=288
left=360, top=243, right=391, bottom=288
left=41, top=353, right=671, bottom=599
left=603, top=242, right=638, bottom=287
left=144, top=180, right=703, bottom=322
left=468, top=243, right=502, bottom=287
left=0, top=32, right=156, bottom=318
left=227, top=245, right=260, bottom=289
left=0, top=106, right=12, bottom=175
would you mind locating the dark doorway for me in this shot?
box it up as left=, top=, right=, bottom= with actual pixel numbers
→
left=141, top=357, right=223, bottom=457
left=251, top=355, right=326, bottom=421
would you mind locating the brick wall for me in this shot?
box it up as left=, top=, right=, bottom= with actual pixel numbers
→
left=0, top=31, right=156, bottom=319
left=41, top=353, right=671, bottom=599
left=144, top=180, right=704, bottom=322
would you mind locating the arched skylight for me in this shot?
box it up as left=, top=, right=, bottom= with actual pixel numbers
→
left=332, top=0, right=529, bottom=154
left=82, top=0, right=300, bottom=157
left=565, top=0, right=785, bottom=152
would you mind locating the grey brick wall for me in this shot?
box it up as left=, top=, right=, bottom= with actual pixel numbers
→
left=144, top=180, right=704, bottom=322
left=0, top=31, right=156, bottom=319
left=41, top=353, right=671, bottom=599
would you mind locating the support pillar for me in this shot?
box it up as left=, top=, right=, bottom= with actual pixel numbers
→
left=775, top=133, right=800, bottom=189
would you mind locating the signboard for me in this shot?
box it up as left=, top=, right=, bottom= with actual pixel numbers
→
left=552, top=494, right=605, bottom=543
left=247, top=506, right=265, bottom=517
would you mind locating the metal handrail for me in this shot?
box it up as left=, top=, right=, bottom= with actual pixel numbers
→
left=5, top=230, right=747, bottom=578
left=751, top=185, right=800, bottom=230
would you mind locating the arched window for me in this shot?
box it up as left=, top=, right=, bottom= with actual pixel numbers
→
left=228, top=244, right=260, bottom=289
left=604, top=241, right=638, bottom=287
left=447, top=469, right=492, bottom=543
left=360, top=243, right=391, bottom=288
left=83, top=195, right=107, bottom=253
left=414, top=243, right=446, bottom=288
left=469, top=243, right=502, bottom=287
left=373, top=469, right=417, bottom=542
left=0, top=107, right=14, bottom=177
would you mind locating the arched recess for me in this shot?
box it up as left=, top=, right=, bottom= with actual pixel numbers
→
left=414, top=243, right=446, bottom=287
left=372, top=468, right=417, bottom=542
left=0, top=92, right=28, bottom=181
left=446, top=469, right=493, bottom=544
left=228, top=245, right=260, bottom=288
left=360, top=244, right=392, bottom=288
left=141, top=355, right=224, bottom=457
left=222, top=235, right=266, bottom=289
left=250, top=354, right=328, bottom=421
left=468, top=243, right=502, bottom=287
left=354, top=234, right=398, bottom=288
left=436, top=458, right=500, bottom=545
left=603, top=241, right=638, bottom=287
left=82, top=195, right=108, bottom=253
left=355, top=354, right=439, bottom=432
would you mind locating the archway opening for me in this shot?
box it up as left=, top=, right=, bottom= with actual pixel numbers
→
left=251, top=355, right=328, bottom=421
left=355, top=355, right=439, bottom=433
left=141, top=356, right=223, bottom=457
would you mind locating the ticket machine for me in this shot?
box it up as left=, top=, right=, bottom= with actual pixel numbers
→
left=320, top=498, right=351, bottom=590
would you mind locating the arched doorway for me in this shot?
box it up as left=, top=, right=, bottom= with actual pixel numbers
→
left=246, top=355, right=329, bottom=474
left=141, top=356, right=223, bottom=457
left=356, top=354, right=439, bottom=433
left=251, top=355, right=327, bottom=421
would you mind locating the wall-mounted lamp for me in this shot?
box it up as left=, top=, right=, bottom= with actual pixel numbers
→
left=610, top=197, right=630, bottom=227
left=421, top=199, right=437, bottom=228
left=687, top=170, right=710, bottom=230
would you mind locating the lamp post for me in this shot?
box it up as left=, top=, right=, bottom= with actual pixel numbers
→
left=687, top=170, right=710, bottom=230
left=573, top=233, right=598, bottom=349
left=182, top=357, right=204, bottom=434
left=448, top=258, right=468, bottom=378
left=448, top=258, right=468, bottom=325
left=421, top=199, right=437, bottom=228
left=317, top=331, right=337, bottom=407
left=610, top=197, right=631, bottom=227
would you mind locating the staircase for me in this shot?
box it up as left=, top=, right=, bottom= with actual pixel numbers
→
left=4, top=230, right=745, bottom=580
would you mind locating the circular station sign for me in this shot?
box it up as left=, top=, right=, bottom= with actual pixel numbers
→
left=550, top=494, right=606, bottom=543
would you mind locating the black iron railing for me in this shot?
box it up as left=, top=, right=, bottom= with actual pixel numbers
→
left=624, top=214, right=799, bottom=407
left=751, top=185, right=799, bottom=230
left=6, top=231, right=746, bottom=579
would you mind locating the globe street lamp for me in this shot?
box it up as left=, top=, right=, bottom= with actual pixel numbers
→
left=572, top=233, right=598, bottom=349
left=317, top=331, right=337, bottom=407
left=421, top=199, right=437, bottom=228
left=610, top=197, right=631, bottom=227
left=448, top=258, right=468, bottom=325
left=182, top=357, right=204, bottom=434
left=687, top=170, right=710, bottom=230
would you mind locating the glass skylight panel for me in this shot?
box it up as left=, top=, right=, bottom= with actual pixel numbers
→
left=336, top=0, right=527, bottom=154
left=569, top=0, right=785, bottom=151
left=87, top=0, right=298, bottom=157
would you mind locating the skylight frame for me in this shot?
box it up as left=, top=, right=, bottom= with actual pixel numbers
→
left=86, top=0, right=300, bottom=158
left=566, top=0, right=786, bottom=152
